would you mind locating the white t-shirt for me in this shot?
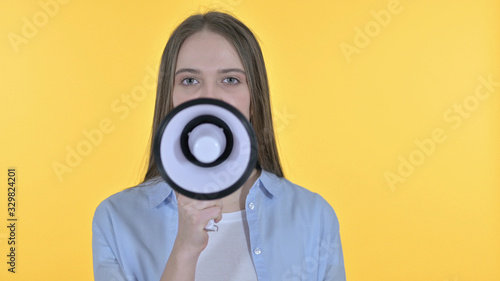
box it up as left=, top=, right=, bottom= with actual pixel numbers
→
left=195, top=210, right=258, bottom=281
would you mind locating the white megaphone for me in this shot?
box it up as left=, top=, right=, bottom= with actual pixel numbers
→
left=153, top=98, right=258, bottom=231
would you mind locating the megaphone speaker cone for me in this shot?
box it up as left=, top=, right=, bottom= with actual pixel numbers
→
left=188, top=123, right=226, bottom=164
left=180, top=115, right=234, bottom=168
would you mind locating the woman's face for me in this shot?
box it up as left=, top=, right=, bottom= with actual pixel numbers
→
left=172, top=30, right=251, bottom=119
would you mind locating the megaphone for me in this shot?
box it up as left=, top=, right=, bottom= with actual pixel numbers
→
left=153, top=98, right=258, bottom=202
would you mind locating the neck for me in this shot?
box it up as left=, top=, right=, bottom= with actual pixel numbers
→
left=221, top=169, right=261, bottom=213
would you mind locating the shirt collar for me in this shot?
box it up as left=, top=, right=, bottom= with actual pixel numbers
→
left=145, top=170, right=283, bottom=208
left=256, top=170, right=282, bottom=198
left=145, top=179, right=176, bottom=209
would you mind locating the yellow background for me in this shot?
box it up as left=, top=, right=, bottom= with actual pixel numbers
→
left=1, top=0, right=499, bottom=280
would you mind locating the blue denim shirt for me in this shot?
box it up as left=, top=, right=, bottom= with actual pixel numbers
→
left=92, top=171, right=346, bottom=280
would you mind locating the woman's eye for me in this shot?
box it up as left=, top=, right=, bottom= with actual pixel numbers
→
left=181, top=77, right=199, bottom=85
left=222, top=77, right=240, bottom=85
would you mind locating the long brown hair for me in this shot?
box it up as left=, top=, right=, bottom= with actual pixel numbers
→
left=143, top=11, right=283, bottom=182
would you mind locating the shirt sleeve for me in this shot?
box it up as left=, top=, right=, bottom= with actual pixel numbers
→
left=317, top=196, right=346, bottom=281
left=92, top=201, right=136, bottom=281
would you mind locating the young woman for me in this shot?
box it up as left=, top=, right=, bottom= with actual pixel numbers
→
left=92, top=11, right=346, bottom=281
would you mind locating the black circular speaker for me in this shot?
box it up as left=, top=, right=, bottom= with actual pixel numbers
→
left=153, top=98, right=258, bottom=200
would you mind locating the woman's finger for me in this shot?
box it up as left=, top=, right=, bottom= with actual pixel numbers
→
left=177, top=194, right=222, bottom=211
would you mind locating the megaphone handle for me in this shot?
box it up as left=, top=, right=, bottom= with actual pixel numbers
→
left=204, top=219, right=219, bottom=232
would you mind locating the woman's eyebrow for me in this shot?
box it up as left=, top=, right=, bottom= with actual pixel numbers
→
left=174, top=68, right=246, bottom=76
left=218, top=68, right=246, bottom=74
left=174, top=68, right=245, bottom=76
left=175, top=68, right=200, bottom=76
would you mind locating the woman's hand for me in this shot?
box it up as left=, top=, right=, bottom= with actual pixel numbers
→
left=174, top=193, right=223, bottom=258
left=160, top=194, right=223, bottom=281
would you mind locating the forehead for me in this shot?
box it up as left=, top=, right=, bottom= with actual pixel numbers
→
left=176, top=30, right=244, bottom=70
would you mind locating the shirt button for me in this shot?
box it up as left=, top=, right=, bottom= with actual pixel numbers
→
left=248, top=202, right=255, bottom=210
left=253, top=248, right=262, bottom=255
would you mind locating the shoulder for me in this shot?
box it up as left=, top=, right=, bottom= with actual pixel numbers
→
left=261, top=171, right=335, bottom=208
left=94, top=183, right=146, bottom=214
left=92, top=179, right=169, bottom=226
left=260, top=171, right=340, bottom=228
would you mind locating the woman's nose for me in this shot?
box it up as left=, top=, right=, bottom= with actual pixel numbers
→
left=199, top=83, right=221, bottom=100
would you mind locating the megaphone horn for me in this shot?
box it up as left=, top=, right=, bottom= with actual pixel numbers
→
left=153, top=98, right=258, bottom=201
